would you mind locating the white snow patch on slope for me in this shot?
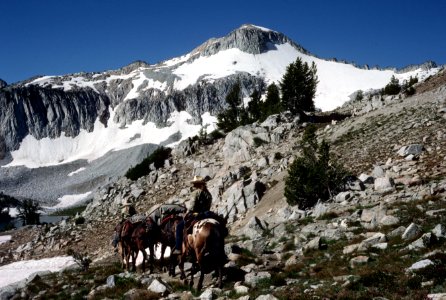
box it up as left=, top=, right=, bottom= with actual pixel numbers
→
left=0, top=256, right=75, bottom=289
left=0, top=235, right=11, bottom=245
left=44, top=192, right=92, bottom=210
left=124, top=71, right=168, bottom=100
left=170, top=42, right=440, bottom=111
left=68, top=167, right=86, bottom=177
left=241, top=24, right=274, bottom=32
left=172, top=44, right=297, bottom=90
left=4, top=110, right=217, bottom=168
left=162, top=53, right=192, bottom=67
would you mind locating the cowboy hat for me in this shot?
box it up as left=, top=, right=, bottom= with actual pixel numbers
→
left=190, top=175, right=205, bottom=184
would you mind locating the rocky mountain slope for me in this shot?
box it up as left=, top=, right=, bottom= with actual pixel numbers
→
left=1, top=68, right=446, bottom=299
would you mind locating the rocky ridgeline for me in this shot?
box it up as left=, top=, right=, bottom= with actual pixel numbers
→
left=337, top=68, right=446, bottom=117
left=2, top=83, right=446, bottom=299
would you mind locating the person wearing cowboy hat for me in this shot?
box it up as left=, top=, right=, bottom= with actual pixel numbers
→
left=121, top=199, right=137, bottom=219
left=172, top=175, right=213, bottom=255
left=112, top=199, right=137, bottom=252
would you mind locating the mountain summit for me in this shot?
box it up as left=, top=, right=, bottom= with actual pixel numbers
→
left=189, top=24, right=310, bottom=58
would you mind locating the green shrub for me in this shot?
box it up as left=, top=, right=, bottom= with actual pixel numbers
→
left=253, top=137, right=267, bottom=147
left=284, top=125, right=348, bottom=209
left=125, top=146, right=172, bottom=180
left=274, top=152, right=283, bottom=160
left=382, top=75, right=401, bottom=96
left=355, top=90, right=364, bottom=101
left=75, top=216, right=85, bottom=225
left=208, top=129, right=225, bottom=141
left=402, top=76, right=418, bottom=96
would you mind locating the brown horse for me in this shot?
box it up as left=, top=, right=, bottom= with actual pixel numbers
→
left=159, top=214, right=182, bottom=276
left=118, top=217, right=161, bottom=273
left=132, top=217, right=161, bottom=273
left=119, top=220, right=136, bottom=271
left=179, top=218, right=227, bottom=291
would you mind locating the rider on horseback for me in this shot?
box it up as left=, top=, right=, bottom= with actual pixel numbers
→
left=172, top=175, right=212, bottom=255
left=112, top=199, right=137, bottom=251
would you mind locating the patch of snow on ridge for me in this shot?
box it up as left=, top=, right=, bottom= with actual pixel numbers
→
left=25, top=76, right=55, bottom=88
left=45, top=192, right=92, bottom=209
left=172, top=43, right=298, bottom=90
left=4, top=110, right=217, bottom=169
left=0, top=235, right=11, bottom=245
left=68, top=167, right=86, bottom=177
left=0, top=256, right=76, bottom=289
left=241, top=24, right=273, bottom=32
left=124, top=71, right=168, bottom=100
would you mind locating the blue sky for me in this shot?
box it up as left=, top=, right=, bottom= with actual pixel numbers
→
left=1, top=0, right=445, bottom=84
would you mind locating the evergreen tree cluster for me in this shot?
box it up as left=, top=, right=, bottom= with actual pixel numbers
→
left=280, top=58, right=318, bottom=114
left=217, top=57, right=318, bottom=132
left=381, top=75, right=418, bottom=97
left=0, top=192, right=20, bottom=226
left=17, top=199, right=41, bottom=226
left=382, top=75, right=401, bottom=96
left=125, top=146, right=172, bottom=181
left=284, top=125, right=349, bottom=209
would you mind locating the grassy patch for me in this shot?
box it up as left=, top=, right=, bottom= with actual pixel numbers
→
left=316, top=211, right=339, bottom=221
left=234, top=248, right=258, bottom=267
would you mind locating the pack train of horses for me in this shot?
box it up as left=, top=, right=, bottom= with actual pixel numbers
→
left=113, top=208, right=228, bottom=291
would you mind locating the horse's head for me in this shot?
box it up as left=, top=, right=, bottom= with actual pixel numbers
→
left=120, top=220, right=133, bottom=238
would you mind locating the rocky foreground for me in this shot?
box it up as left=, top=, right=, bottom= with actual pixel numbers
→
left=1, top=70, right=446, bottom=299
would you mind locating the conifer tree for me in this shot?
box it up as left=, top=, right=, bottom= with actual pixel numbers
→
left=247, top=89, right=262, bottom=122
left=285, top=125, right=348, bottom=209
left=382, top=75, right=401, bottom=95
left=17, top=199, right=41, bottom=225
left=280, top=58, right=318, bottom=114
left=217, top=83, right=243, bottom=132
left=261, top=83, right=282, bottom=121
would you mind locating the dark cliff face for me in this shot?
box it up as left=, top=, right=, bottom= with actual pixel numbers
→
left=0, top=86, right=111, bottom=151
left=113, top=73, right=265, bottom=126
left=0, top=73, right=264, bottom=152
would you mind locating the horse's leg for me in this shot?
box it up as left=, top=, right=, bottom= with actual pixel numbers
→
left=179, top=252, right=186, bottom=280
left=141, top=247, right=147, bottom=273
left=217, top=265, right=223, bottom=288
left=169, top=248, right=176, bottom=277
left=125, top=245, right=131, bottom=271
left=160, top=243, right=166, bottom=272
left=189, top=262, right=195, bottom=289
left=197, top=264, right=205, bottom=292
left=130, top=246, right=136, bottom=272
left=148, top=244, right=155, bottom=274
left=118, top=242, right=125, bottom=269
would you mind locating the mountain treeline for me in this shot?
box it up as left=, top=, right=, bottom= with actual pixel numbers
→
left=217, top=57, right=318, bottom=132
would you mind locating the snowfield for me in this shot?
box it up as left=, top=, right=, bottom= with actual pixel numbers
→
left=5, top=110, right=217, bottom=168
left=0, top=256, right=76, bottom=289
left=0, top=235, right=12, bottom=245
